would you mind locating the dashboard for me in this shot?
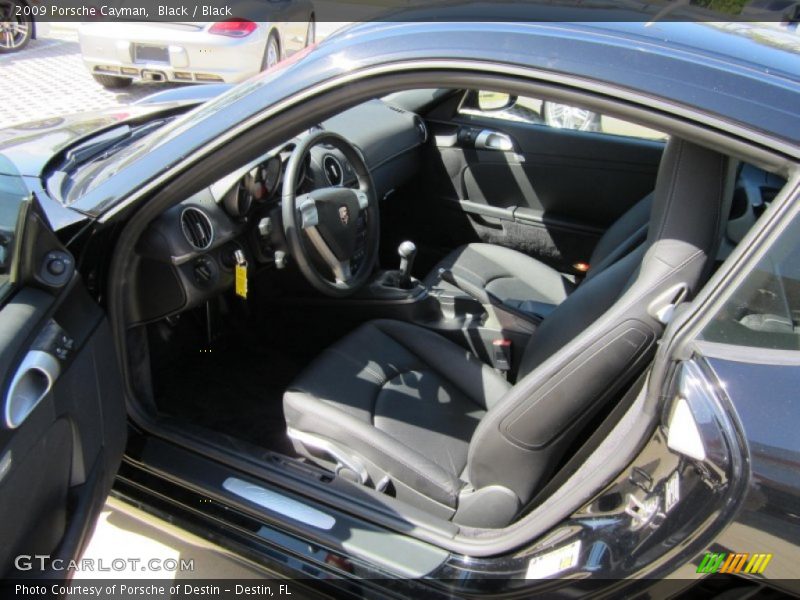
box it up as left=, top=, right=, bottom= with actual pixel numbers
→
left=129, top=99, right=428, bottom=325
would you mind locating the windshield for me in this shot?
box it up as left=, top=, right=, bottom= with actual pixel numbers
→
left=61, top=85, right=262, bottom=205
left=61, top=38, right=332, bottom=208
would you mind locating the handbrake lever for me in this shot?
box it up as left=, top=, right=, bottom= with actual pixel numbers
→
left=437, top=268, right=536, bottom=334
left=438, top=268, right=491, bottom=305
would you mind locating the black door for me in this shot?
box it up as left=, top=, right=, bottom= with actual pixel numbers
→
left=0, top=161, right=126, bottom=576
left=412, top=89, right=665, bottom=276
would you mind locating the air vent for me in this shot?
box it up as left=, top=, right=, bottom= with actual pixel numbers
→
left=323, top=155, right=344, bottom=186
left=181, top=207, right=214, bottom=250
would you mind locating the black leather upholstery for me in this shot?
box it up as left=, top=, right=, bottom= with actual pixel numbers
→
left=284, top=138, right=734, bottom=526
left=423, top=193, right=654, bottom=319
left=468, top=139, right=733, bottom=506
left=585, top=193, right=653, bottom=281
left=284, top=319, right=509, bottom=510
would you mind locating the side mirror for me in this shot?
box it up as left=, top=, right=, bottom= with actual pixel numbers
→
left=477, top=91, right=517, bottom=112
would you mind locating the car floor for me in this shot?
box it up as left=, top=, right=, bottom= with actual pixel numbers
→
left=149, top=302, right=317, bottom=456
left=153, top=338, right=299, bottom=454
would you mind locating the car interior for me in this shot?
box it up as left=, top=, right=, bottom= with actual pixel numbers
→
left=118, top=87, right=787, bottom=530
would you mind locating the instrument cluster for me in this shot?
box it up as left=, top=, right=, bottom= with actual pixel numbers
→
left=220, top=149, right=313, bottom=220
left=222, top=156, right=282, bottom=219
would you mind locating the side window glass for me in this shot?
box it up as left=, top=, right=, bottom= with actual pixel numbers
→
left=701, top=213, right=800, bottom=351
left=459, top=90, right=667, bottom=141
left=0, top=157, right=30, bottom=304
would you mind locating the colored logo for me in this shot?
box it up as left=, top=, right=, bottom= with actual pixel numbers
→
left=697, top=552, right=772, bottom=574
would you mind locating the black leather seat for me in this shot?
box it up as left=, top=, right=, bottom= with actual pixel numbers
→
left=423, top=192, right=653, bottom=319
left=284, top=139, right=734, bottom=527
left=284, top=319, right=510, bottom=513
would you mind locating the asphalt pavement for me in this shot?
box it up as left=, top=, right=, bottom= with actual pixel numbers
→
left=0, top=26, right=178, bottom=129
left=0, top=22, right=349, bottom=130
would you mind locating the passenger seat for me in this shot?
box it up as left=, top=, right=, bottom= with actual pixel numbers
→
left=423, top=192, right=653, bottom=320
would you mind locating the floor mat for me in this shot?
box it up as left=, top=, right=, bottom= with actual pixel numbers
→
left=152, top=334, right=301, bottom=455
left=148, top=293, right=362, bottom=457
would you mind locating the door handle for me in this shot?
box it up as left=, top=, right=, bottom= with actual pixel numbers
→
left=4, top=350, right=61, bottom=429
left=475, top=130, right=515, bottom=151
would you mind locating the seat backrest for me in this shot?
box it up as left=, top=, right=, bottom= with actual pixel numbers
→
left=467, top=138, right=734, bottom=506
left=585, top=192, right=653, bottom=281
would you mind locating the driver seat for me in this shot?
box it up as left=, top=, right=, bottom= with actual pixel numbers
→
left=283, top=138, right=734, bottom=527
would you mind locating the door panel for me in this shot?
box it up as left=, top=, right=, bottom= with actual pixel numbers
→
left=0, top=193, right=125, bottom=576
left=457, top=140, right=658, bottom=224
left=421, top=96, right=664, bottom=274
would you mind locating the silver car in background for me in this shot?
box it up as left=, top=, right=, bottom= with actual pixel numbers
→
left=78, top=5, right=314, bottom=89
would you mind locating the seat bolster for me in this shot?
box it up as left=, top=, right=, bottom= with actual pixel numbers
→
left=284, top=390, right=462, bottom=507
left=586, top=193, right=653, bottom=280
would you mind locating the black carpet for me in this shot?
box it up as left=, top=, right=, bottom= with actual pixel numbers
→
left=151, top=324, right=302, bottom=455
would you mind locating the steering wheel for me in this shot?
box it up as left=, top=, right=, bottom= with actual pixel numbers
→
left=282, top=131, right=380, bottom=297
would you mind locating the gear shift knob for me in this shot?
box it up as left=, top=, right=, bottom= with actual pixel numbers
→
left=397, top=241, right=417, bottom=288
left=398, top=241, right=417, bottom=259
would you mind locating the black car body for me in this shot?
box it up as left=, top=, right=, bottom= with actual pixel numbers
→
left=0, top=8, right=799, bottom=597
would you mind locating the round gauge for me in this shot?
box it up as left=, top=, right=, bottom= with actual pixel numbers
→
left=244, top=167, right=265, bottom=202
left=262, top=156, right=281, bottom=199
left=223, top=180, right=254, bottom=218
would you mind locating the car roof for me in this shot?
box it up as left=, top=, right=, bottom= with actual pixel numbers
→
left=70, top=15, right=800, bottom=217
left=333, top=19, right=800, bottom=124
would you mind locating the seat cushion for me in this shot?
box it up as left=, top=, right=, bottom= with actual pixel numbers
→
left=283, top=319, right=510, bottom=508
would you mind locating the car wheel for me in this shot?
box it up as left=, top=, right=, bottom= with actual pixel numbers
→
left=92, top=74, right=134, bottom=89
left=262, top=32, right=280, bottom=71
left=305, top=18, right=315, bottom=47
left=0, top=1, right=33, bottom=54
left=542, top=101, right=601, bottom=132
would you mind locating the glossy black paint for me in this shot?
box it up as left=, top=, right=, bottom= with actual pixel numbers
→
left=0, top=103, right=191, bottom=228
left=704, top=357, right=800, bottom=586
left=0, top=105, right=171, bottom=176
left=133, top=84, right=233, bottom=105
left=0, top=15, right=797, bottom=223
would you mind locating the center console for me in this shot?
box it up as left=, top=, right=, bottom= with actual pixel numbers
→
left=347, top=241, right=539, bottom=378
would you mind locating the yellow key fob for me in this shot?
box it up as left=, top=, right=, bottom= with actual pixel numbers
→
left=234, top=250, right=248, bottom=299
